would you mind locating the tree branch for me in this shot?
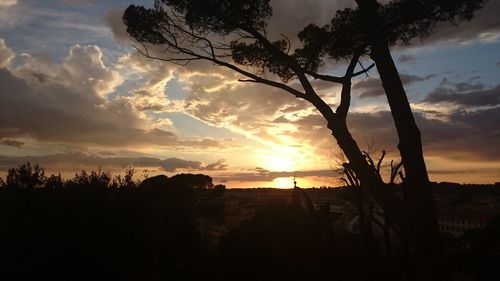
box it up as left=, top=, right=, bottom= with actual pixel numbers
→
left=336, top=53, right=361, bottom=117
left=134, top=40, right=308, bottom=100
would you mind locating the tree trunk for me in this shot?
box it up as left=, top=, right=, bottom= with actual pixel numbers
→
left=355, top=0, right=446, bottom=280
left=306, top=82, right=406, bottom=247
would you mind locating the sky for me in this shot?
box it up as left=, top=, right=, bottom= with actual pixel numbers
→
left=0, top=0, right=499, bottom=188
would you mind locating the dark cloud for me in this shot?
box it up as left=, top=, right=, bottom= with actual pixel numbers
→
left=0, top=138, right=24, bottom=148
left=423, top=0, right=500, bottom=44
left=354, top=74, right=435, bottom=98
left=397, top=54, right=416, bottom=64
left=349, top=108, right=500, bottom=161
left=353, top=77, right=385, bottom=99
left=58, top=0, right=98, bottom=4
left=400, top=74, right=436, bottom=84
left=104, top=8, right=130, bottom=43
left=425, top=83, right=500, bottom=107
left=0, top=153, right=228, bottom=173
left=0, top=67, right=167, bottom=146
left=420, top=107, right=500, bottom=160
left=159, top=157, right=203, bottom=172
left=204, top=159, right=228, bottom=171
left=454, top=82, right=485, bottom=92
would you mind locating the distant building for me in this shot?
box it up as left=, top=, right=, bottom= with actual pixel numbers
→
left=197, top=219, right=228, bottom=250
left=437, top=209, right=498, bottom=237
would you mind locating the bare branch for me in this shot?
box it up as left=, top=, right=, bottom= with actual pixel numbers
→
left=305, top=70, right=345, bottom=84
left=304, top=61, right=374, bottom=83
left=237, top=78, right=306, bottom=99
left=352, top=63, right=375, bottom=77
left=280, top=33, right=291, bottom=55
left=377, top=150, right=386, bottom=174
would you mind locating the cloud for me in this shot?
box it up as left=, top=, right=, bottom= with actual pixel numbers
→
left=104, top=8, right=130, bottom=43
left=0, top=153, right=228, bottom=173
left=158, top=157, right=203, bottom=172
left=425, top=83, right=500, bottom=107
left=397, top=54, right=416, bottom=64
left=116, top=52, right=178, bottom=112
left=267, top=0, right=354, bottom=47
left=0, top=138, right=24, bottom=148
left=0, top=40, right=224, bottom=149
left=0, top=39, right=14, bottom=67
left=354, top=74, right=435, bottom=99
left=204, top=159, right=228, bottom=171
left=58, top=0, right=98, bottom=4
left=13, top=44, right=123, bottom=97
left=345, top=108, right=500, bottom=161
left=215, top=167, right=339, bottom=183
left=419, top=107, right=500, bottom=160
left=0, top=0, right=16, bottom=8
left=424, top=0, right=500, bottom=44
left=273, top=102, right=500, bottom=165
left=184, top=77, right=310, bottom=133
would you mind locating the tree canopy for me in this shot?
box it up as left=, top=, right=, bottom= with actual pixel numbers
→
left=124, top=0, right=487, bottom=80
left=297, top=0, right=487, bottom=65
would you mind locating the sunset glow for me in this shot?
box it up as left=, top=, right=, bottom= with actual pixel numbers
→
left=273, top=177, right=294, bottom=189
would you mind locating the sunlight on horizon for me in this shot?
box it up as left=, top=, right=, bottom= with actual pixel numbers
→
left=273, top=177, right=294, bottom=189
left=261, top=145, right=302, bottom=172
left=266, top=155, right=294, bottom=171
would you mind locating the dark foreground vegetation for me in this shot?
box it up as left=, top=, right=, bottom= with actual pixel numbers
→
left=0, top=163, right=499, bottom=281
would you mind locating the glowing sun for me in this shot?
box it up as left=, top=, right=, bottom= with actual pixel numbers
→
left=267, top=155, right=294, bottom=171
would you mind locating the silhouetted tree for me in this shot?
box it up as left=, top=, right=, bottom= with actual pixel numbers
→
left=122, top=3, right=389, bottom=244
left=123, top=166, right=137, bottom=188
left=169, top=173, right=214, bottom=189
left=123, top=1, right=488, bottom=279
left=122, top=0, right=382, bottom=191
left=139, top=174, right=169, bottom=189
left=45, top=173, right=64, bottom=189
left=6, top=162, right=46, bottom=189
left=111, top=166, right=139, bottom=189
left=66, top=169, right=112, bottom=189
left=297, top=1, right=487, bottom=279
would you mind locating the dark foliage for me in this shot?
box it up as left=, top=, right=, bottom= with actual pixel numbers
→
left=160, top=0, right=272, bottom=34
left=124, top=0, right=487, bottom=79
left=297, top=0, right=488, bottom=68
left=0, top=163, right=498, bottom=280
left=0, top=163, right=225, bottom=281
left=123, top=0, right=297, bottom=81
left=6, top=162, right=45, bottom=189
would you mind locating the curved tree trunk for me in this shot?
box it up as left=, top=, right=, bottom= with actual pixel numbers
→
left=307, top=83, right=405, bottom=238
left=355, top=0, right=446, bottom=280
